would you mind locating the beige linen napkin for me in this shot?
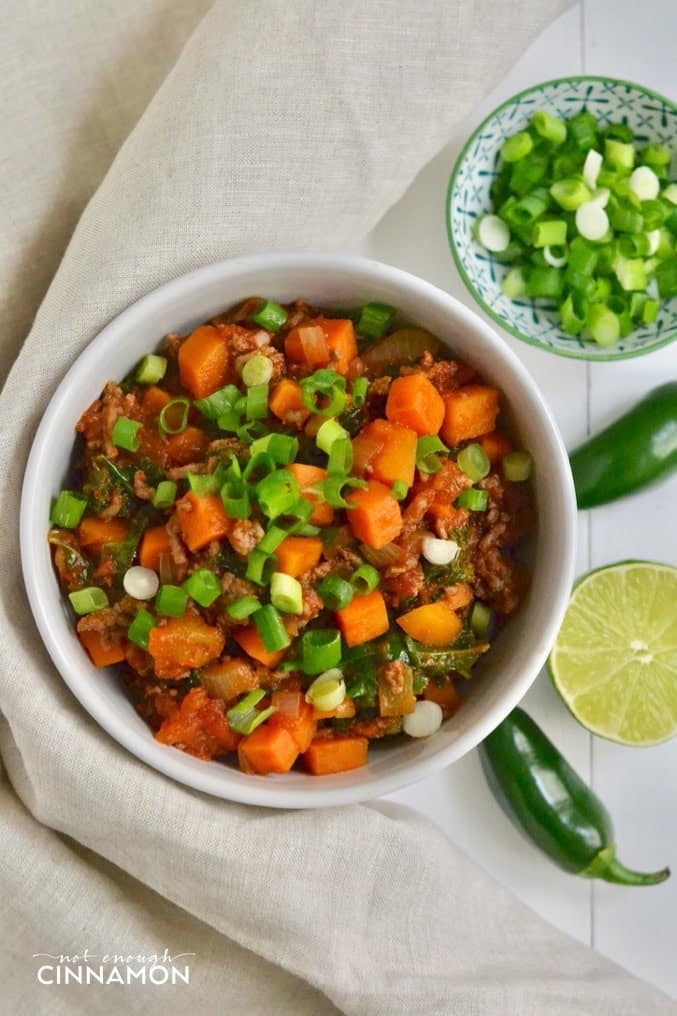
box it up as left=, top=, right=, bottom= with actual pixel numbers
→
left=1, top=2, right=674, bottom=1013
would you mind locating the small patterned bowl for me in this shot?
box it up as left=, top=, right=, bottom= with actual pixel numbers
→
left=447, top=76, right=677, bottom=361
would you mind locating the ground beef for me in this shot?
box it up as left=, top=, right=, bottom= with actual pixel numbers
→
left=379, top=660, right=408, bottom=695
left=76, top=595, right=139, bottom=646
left=166, top=461, right=212, bottom=481
left=133, top=470, right=154, bottom=500
left=98, top=489, right=124, bottom=520
left=467, top=473, right=532, bottom=614
left=402, top=459, right=471, bottom=535
left=165, top=513, right=189, bottom=577
left=400, top=351, right=476, bottom=394
left=344, top=716, right=401, bottom=739
left=284, top=584, right=324, bottom=637
left=227, top=519, right=264, bottom=556
left=76, top=382, right=141, bottom=460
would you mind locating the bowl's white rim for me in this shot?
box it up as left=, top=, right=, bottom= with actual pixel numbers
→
left=20, top=252, right=577, bottom=808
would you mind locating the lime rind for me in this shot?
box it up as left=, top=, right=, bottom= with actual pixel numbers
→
left=548, top=561, right=677, bottom=746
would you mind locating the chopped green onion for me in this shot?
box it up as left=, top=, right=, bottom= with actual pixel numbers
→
left=216, top=411, right=242, bottom=433
left=245, top=384, right=269, bottom=420
left=532, top=219, right=567, bottom=248
left=300, top=369, right=347, bottom=417
left=152, top=480, right=177, bottom=509
left=641, top=143, right=671, bottom=169
left=327, top=438, right=353, bottom=475
left=586, top=303, right=620, bottom=347
left=500, top=132, right=533, bottom=163
left=135, top=354, right=167, bottom=384
left=531, top=111, right=566, bottom=146
left=155, top=584, right=188, bottom=617
left=250, top=433, right=299, bottom=465
left=317, top=574, right=354, bottom=611
left=642, top=298, right=659, bottom=323
left=457, top=443, right=490, bottom=482
left=252, top=604, right=291, bottom=652
left=256, top=470, right=300, bottom=519
left=502, top=451, right=532, bottom=482
left=242, top=452, right=276, bottom=484
left=322, top=475, right=367, bottom=508
left=575, top=201, right=610, bottom=242
left=188, top=472, right=221, bottom=497
left=251, top=299, right=288, bottom=332
left=604, top=138, right=634, bottom=171
left=655, top=260, right=677, bottom=299
left=663, top=183, right=677, bottom=206
left=477, top=215, right=510, bottom=253
left=300, top=628, right=342, bottom=675
left=567, top=110, right=598, bottom=152
left=605, top=122, right=634, bottom=144
left=183, top=568, right=222, bottom=607
left=501, top=266, right=527, bottom=298
left=559, top=292, right=585, bottom=336
left=68, top=586, right=108, bottom=616
left=351, top=377, right=368, bottom=407
left=416, top=435, right=449, bottom=474
left=350, top=563, right=380, bottom=595
left=226, top=595, right=261, bottom=620
left=242, top=354, right=273, bottom=388
left=609, top=202, right=644, bottom=235
left=509, top=153, right=549, bottom=195
left=567, top=237, right=599, bottom=275
left=356, top=302, right=395, bottom=340
left=270, top=572, right=303, bottom=615
left=550, top=178, right=591, bottom=212
left=246, top=549, right=277, bottom=586
left=470, top=602, right=493, bottom=639
left=275, top=498, right=314, bottom=534
left=614, top=254, right=646, bottom=292
left=316, top=417, right=349, bottom=454
left=127, top=608, right=155, bottom=650
left=305, top=670, right=346, bottom=711
left=159, top=397, right=190, bottom=435
left=525, top=266, right=564, bottom=299
left=50, top=490, right=87, bottom=529
left=111, top=416, right=142, bottom=453
left=456, top=488, right=488, bottom=511
left=257, top=525, right=288, bottom=555
left=194, top=384, right=241, bottom=421
left=391, top=479, right=408, bottom=500
left=221, top=478, right=251, bottom=519
left=506, top=189, right=550, bottom=228
left=227, top=689, right=276, bottom=736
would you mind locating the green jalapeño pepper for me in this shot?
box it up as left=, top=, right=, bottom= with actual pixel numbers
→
left=480, top=708, right=670, bottom=886
left=570, top=382, right=677, bottom=509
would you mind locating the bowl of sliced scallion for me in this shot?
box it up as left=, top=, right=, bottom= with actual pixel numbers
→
left=447, top=76, right=677, bottom=360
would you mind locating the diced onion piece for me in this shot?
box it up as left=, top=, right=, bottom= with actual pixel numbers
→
left=589, top=187, right=610, bottom=208
left=582, top=149, right=603, bottom=191
left=543, top=245, right=567, bottom=268
left=123, top=566, right=159, bottom=600
left=646, top=278, right=659, bottom=300
left=477, top=215, right=510, bottom=253
left=421, top=536, right=459, bottom=566
left=646, top=230, right=661, bottom=256
left=575, top=202, right=609, bottom=241
left=628, top=166, right=660, bottom=201
left=305, top=670, right=346, bottom=712
left=403, top=700, right=443, bottom=738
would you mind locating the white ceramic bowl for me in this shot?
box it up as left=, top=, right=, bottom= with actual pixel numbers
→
left=21, top=254, right=576, bottom=808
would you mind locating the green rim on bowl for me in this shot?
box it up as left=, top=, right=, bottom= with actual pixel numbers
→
left=446, top=76, right=677, bottom=361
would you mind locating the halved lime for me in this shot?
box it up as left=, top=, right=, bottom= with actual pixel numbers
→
left=548, top=561, right=677, bottom=746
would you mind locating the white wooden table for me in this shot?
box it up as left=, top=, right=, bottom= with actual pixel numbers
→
left=364, top=0, right=677, bottom=999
